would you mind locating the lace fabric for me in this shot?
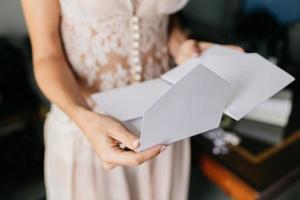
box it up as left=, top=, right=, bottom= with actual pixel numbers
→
left=61, top=14, right=169, bottom=91
left=59, top=0, right=188, bottom=92
left=44, top=1, right=192, bottom=200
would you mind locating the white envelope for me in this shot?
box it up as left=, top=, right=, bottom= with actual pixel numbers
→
left=92, top=64, right=231, bottom=151
left=162, top=46, right=295, bottom=120
left=92, top=46, right=295, bottom=151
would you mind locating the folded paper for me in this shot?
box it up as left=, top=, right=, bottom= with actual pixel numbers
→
left=92, top=46, right=295, bottom=151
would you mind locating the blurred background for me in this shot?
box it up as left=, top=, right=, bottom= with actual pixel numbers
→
left=0, top=0, right=299, bottom=199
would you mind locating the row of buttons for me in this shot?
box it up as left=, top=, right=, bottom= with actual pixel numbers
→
left=131, top=15, right=142, bottom=82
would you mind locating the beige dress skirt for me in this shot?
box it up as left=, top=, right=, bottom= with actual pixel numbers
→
left=44, top=104, right=191, bottom=200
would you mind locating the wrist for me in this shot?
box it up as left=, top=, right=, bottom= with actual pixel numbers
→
left=66, top=104, right=92, bottom=124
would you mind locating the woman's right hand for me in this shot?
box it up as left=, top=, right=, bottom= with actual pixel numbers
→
left=72, top=106, right=166, bottom=170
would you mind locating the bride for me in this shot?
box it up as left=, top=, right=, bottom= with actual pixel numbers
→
left=21, top=0, right=242, bottom=199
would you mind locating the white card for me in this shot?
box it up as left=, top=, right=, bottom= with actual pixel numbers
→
left=162, top=47, right=295, bottom=120
left=92, top=46, right=294, bottom=150
left=92, top=64, right=230, bottom=151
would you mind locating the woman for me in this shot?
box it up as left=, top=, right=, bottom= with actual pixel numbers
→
left=21, top=0, right=242, bottom=199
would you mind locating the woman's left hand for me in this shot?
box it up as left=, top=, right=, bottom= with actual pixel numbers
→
left=174, top=39, right=244, bottom=65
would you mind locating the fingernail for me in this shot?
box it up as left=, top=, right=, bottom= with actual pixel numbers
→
left=133, top=139, right=140, bottom=149
left=160, top=146, right=167, bottom=153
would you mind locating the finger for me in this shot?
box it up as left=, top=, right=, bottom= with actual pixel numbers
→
left=190, top=41, right=201, bottom=56
left=198, top=41, right=214, bottom=52
left=183, top=40, right=200, bottom=56
left=108, top=125, right=140, bottom=150
left=110, top=145, right=166, bottom=166
left=229, top=45, right=244, bottom=52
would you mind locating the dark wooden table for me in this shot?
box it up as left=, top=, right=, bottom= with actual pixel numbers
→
left=194, top=130, right=300, bottom=200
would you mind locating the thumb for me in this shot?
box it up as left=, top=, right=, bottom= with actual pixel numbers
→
left=190, top=40, right=201, bottom=57
left=108, top=125, right=140, bottom=150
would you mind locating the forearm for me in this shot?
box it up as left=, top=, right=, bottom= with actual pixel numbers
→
left=21, top=0, right=91, bottom=123
left=34, top=55, right=91, bottom=121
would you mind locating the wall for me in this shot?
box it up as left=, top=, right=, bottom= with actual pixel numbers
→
left=182, top=0, right=240, bottom=32
left=0, top=1, right=27, bottom=36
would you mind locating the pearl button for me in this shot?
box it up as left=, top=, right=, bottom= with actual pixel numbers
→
left=133, top=41, right=139, bottom=48
left=132, top=24, right=139, bottom=31
left=131, top=15, right=142, bottom=83
left=134, top=74, right=142, bottom=81
left=135, top=65, right=142, bottom=73
left=132, top=16, right=139, bottom=23
left=133, top=32, right=140, bottom=40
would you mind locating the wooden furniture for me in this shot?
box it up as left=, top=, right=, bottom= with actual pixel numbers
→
left=195, top=130, right=300, bottom=200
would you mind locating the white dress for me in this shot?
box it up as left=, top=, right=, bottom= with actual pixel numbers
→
left=44, top=0, right=191, bottom=199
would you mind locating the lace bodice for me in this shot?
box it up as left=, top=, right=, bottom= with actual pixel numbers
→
left=59, top=0, right=188, bottom=92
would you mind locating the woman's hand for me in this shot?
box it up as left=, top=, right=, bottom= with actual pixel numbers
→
left=174, top=40, right=244, bottom=65
left=174, top=39, right=200, bottom=65
left=198, top=41, right=244, bottom=53
left=72, top=106, right=166, bottom=170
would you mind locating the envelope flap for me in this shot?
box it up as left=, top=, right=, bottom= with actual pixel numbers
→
left=199, top=53, right=295, bottom=120
left=139, top=64, right=231, bottom=151
left=91, top=79, right=171, bottom=121
left=161, top=45, right=242, bottom=85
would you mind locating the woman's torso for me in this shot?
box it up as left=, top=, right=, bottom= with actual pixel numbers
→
left=59, top=0, right=188, bottom=95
